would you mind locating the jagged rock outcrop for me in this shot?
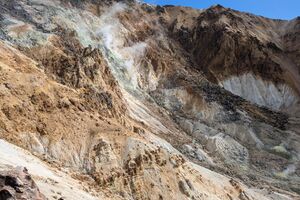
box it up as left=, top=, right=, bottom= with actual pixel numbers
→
left=0, top=0, right=299, bottom=199
left=0, top=167, right=46, bottom=200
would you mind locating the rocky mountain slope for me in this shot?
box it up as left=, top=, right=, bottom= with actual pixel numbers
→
left=0, top=0, right=299, bottom=199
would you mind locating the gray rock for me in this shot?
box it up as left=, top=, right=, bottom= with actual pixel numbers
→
left=0, top=167, right=46, bottom=200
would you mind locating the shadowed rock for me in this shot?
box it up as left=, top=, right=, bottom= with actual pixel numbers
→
left=0, top=167, right=46, bottom=200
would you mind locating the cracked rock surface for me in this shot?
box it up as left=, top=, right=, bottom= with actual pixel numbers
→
left=0, top=167, right=45, bottom=200
left=0, top=0, right=299, bottom=199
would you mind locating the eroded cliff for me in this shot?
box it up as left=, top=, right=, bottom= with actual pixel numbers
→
left=0, top=0, right=299, bottom=199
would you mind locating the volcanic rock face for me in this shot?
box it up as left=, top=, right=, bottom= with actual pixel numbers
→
left=168, top=5, right=300, bottom=110
left=0, top=0, right=299, bottom=199
left=0, top=167, right=46, bottom=200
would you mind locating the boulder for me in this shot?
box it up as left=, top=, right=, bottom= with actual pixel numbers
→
left=0, top=167, right=46, bottom=200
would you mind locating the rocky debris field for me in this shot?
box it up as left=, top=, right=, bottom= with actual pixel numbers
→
left=0, top=0, right=299, bottom=199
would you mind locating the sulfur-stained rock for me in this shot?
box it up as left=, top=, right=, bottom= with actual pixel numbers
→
left=0, top=0, right=299, bottom=199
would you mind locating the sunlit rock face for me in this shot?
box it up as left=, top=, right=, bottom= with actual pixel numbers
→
left=222, top=73, right=299, bottom=110
left=0, top=0, right=300, bottom=199
left=167, top=5, right=300, bottom=113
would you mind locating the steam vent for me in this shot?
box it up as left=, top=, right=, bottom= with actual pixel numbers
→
left=0, top=0, right=299, bottom=199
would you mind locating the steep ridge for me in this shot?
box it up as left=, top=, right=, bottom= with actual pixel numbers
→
left=0, top=0, right=299, bottom=199
left=167, top=5, right=300, bottom=111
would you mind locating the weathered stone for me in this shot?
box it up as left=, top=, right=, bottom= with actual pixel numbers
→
left=0, top=167, right=46, bottom=200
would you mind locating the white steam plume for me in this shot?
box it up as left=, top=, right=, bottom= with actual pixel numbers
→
left=97, top=2, right=148, bottom=89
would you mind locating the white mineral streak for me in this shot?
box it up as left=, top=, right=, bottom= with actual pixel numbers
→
left=222, top=73, right=298, bottom=110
